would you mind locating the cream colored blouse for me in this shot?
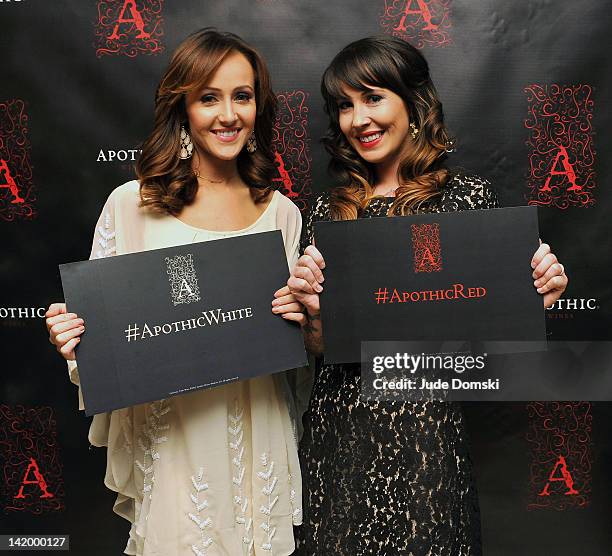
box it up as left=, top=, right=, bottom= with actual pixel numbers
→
left=67, top=180, right=303, bottom=556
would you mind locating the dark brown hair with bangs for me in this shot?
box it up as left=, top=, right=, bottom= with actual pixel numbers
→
left=321, top=36, right=453, bottom=220
left=136, top=28, right=277, bottom=215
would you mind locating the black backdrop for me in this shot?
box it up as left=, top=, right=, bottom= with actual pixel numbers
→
left=1, top=1, right=611, bottom=554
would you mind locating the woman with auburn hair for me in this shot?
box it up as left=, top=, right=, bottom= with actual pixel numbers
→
left=45, top=29, right=304, bottom=555
left=286, top=36, right=568, bottom=555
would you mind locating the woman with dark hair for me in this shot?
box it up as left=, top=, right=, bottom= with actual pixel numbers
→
left=45, top=29, right=304, bottom=555
left=286, top=36, right=568, bottom=555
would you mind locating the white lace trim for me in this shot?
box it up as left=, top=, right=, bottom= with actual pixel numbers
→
left=135, top=400, right=170, bottom=501
left=288, top=473, right=302, bottom=525
left=188, top=467, right=213, bottom=555
left=257, top=453, right=278, bottom=551
left=229, top=399, right=254, bottom=555
left=95, top=210, right=117, bottom=258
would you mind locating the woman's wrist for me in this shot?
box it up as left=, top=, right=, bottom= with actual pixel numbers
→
left=306, top=309, right=321, bottom=320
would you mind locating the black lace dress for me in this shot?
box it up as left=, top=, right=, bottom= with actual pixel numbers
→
left=294, top=173, right=499, bottom=556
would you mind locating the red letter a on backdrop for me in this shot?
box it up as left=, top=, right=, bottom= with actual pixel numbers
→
left=541, top=145, right=582, bottom=193
left=538, top=455, right=579, bottom=496
left=108, top=0, right=151, bottom=40
left=394, top=0, right=438, bottom=32
left=0, top=159, right=24, bottom=204
left=14, top=458, right=54, bottom=500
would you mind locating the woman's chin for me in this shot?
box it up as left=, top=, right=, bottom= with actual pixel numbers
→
left=201, top=144, right=245, bottom=162
left=356, top=149, right=388, bottom=165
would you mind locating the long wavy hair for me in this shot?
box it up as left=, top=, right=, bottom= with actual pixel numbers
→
left=321, top=36, right=453, bottom=219
left=136, top=29, right=277, bottom=215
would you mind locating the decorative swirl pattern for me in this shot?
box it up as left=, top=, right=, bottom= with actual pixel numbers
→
left=272, top=90, right=312, bottom=213
left=0, top=405, right=64, bottom=514
left=524, top=84, right=596, bottom=209
left=379, top=0, right=452, bottom=49
left=0, top=99, right=35, bottom=221
left=526, top=401, right=592, bottom=510
left=94, top=0, right=164, bottom=58
left=411, top=223, right=442, bottom=272
left=165, top=254, right=201, bottom=306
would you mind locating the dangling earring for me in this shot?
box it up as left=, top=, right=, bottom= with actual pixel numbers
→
left=179, top=125, right=193, bottom=160
left=409, top=122, right=419, bottom=139
left=246, top=130, right=257, bottom=153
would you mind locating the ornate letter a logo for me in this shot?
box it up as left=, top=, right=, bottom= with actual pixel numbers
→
left=411, top=223, right=442, bottom=273
left=380, top=0, right=452, bottom=48
left=166, top=254, right=201, bottom=306
left=524, top=84, right=596, bottom=208
left=0, top=99, right=35, bottom=221
left=94, top=0, right=164, bottom=58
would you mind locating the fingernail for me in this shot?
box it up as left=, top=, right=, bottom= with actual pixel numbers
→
left=531, top=261, right=536, bottom=269
left=79, top=326, right=85, bottom=332
left=272, top=307, right=279, bottom=313
left=315, top=284, right=323, bottom=293
left=532, top=271, right=538, bottom=279
left=534, top=280, right=541, bottom=287
left=537, top=287, right=544, bottom=293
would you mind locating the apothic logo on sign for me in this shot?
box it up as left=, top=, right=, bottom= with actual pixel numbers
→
left=272, top=90, right=312, bottom=213
left=380, top=0, right=452, bottom=48
left=411, top=223, right=442, bottom=273
left=166, top=254, right=201, bottom=306
left=525, top=84, right=596, bottom=209
left=0, top=99, right=35, bottom=221
left=95, top=0, right=164, bottom=58
left=0, top=405, right=64, bottom=514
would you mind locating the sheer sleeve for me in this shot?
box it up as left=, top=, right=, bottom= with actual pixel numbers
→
left=300, top=191, right=331, bottom=255
left=66, top=189, right=118, bottom=410
left=439, top=173, right=500, bottom=212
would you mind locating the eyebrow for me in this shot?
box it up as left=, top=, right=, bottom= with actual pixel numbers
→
left=337, top=87, right=383, bottom=100
left=200, top=85, right=254, bottom=93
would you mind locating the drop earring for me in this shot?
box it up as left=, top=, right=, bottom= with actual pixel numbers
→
left=409, top=122, right=419, bottom=139
left=179, top=125, right=193, bottom=160
left=246, top=130, right=257, bottom=153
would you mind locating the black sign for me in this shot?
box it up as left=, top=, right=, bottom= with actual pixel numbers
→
left=315, top=207, right=545, bottom=364
left=59, top=231, right=307, bottom=415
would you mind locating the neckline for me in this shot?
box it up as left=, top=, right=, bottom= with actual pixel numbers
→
left=171, top=190, right=278, bottom=234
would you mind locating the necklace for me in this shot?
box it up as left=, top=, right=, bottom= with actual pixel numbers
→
left=194, top=170, right=225, bottom=184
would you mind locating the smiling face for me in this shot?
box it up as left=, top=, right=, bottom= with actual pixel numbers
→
left=184, top=51, right=257, bottom=163
left=336, top=84, right=411, bottom=167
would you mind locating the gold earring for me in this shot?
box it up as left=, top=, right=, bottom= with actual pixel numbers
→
left=409, top=122, right=419, bottom=139
left=246, top=130, right=257, bottom=153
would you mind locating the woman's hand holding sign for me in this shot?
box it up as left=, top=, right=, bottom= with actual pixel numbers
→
left=285, top=245, right=326, bottom=356
left=531, top=241, right=568, bottom=308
